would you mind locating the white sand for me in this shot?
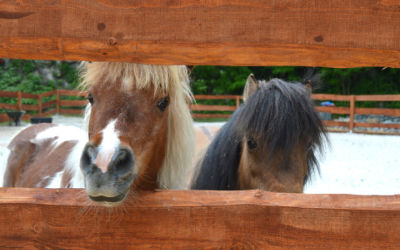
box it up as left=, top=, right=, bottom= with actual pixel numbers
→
left=0, top=117, right=399, bottom=195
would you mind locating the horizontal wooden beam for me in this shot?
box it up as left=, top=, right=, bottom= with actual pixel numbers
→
left=0, top=1, right=400, bottom=67
left=192, top=113, right=232, bottom=119
left=1, top=188, right=400, bottom=248
left=316, top=106, right=350, bottom=115
left=192, top=104, right=236, bottom=112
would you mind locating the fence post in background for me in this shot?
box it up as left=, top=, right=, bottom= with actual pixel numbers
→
left=349, top=95, right=355, bottom=131
left=38, top=94, right=42, bottom=116
left=236, top=96, right=240, bottom=109
left=56, top=89, right=60, bottom=114
left=17, top=91, right=22, bottom=111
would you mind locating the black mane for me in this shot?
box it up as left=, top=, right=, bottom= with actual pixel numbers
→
left=191, top=78, right=327, bottom=190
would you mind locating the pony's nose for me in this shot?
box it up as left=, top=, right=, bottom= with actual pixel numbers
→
left=80, top=143, right=135, bottom=176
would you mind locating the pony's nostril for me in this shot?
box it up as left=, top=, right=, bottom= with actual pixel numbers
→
left=114, top=149, right=134, bottom=174
left=81, top=144, right=98, bottom=173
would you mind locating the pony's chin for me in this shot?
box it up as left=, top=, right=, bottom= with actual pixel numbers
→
left=88, top=190, right=129, bottom=207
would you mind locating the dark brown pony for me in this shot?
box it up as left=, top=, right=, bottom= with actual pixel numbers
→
left=3, top=62, right=194, bottom=206
left=191, top=75, right=327, bottom=192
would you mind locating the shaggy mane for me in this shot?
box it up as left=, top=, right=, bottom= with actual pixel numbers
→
left=80, top=62, right=194, bottom=189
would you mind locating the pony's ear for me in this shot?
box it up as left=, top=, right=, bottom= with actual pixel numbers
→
left=303, top=79, right=313, bottom=94
left=187, top=65, right=195, bottom=75
left=243, top=74, right=259, bottom=102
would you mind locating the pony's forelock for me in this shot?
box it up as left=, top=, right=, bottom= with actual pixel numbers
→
left=80, top=62, right=194, bottom=189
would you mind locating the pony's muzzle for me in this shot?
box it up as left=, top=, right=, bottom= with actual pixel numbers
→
left=80, top=143, right=136, bottom=205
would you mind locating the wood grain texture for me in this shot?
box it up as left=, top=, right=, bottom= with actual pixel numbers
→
left=1, top=189, right=400, bottom=249
left=0, top=1, right=400, bottom=67
left=0, top=189, right=400, bottom=249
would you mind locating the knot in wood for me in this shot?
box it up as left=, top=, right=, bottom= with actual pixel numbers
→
left=108, top=37, right=117, bottom=46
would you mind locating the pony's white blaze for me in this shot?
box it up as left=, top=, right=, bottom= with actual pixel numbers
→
left=45, top=171, right=64, bottom=188
left=94, top=119, right=120, bottom=173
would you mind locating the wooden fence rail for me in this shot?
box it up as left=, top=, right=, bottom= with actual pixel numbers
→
left=0, top=90, right=399, bottom=133
left=1, top=1, right=400, bottom=68
left=1, top=188, right=400, bottom=249
left=0, top=89, right=88, bottom=123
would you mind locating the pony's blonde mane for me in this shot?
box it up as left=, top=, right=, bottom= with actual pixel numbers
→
left=80, top=62, right=194, bottom=189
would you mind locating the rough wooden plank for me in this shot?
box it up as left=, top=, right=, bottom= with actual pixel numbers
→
left=21, top=93, right=38, bottom=99
left=0, top=90, right=17, bottom=98
left=0, top=189, right=400, bottom=249
left=1, top=1, right=400, bottom=67
left=192, top=104, right=236, bottom=112
left=0, top=103, right=18, bottom=110
left=316, top=106, right=350, bottom=114
left=355, top=107, right=400, bottom=116
left=355, top=95, right=400, bottom=102
left=312, top=94, right=352, bottom=101
left=21, top=104, right=38, bottom=111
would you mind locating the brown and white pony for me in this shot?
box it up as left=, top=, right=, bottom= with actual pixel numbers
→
left=191, top=75, right=327, bottom=192
left=3, top=62, right=194, bottom=206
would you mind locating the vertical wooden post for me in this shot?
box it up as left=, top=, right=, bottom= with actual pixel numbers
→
left=56, top=89, right=60, bottom=114
left=38, top=94, right=42, bottom=116
left=17, top=91, right=22, bottom=111
left=236, top=96, right=240, bottom=109
left=349, top=95, right=355, bottom=131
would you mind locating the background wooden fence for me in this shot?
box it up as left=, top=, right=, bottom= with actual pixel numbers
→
left=1, top=90, right=399, bottom=133
left=0, top=89, right=87, bottom=123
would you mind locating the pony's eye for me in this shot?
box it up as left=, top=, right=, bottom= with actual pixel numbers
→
left=157, top=97, right=169, bottom=112
left=247, top=138, right=258, bottom=150
left=88, top=93, right=94, bottom=104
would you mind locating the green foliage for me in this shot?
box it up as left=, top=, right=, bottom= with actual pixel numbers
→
left=319, top=67, right=400, bottom=95
left=1, top=59, right=399, bottom=109
left=190, top=66, right=252, bottom=95
left=0, top=59, right=79, bottom=94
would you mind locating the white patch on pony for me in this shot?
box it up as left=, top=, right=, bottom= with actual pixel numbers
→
left=94, top=119, right=120, bottom=173
left=32, top=125, right=87, bottom=152
left=64, top=140, right=87, bottom=188
left=0, top=148, right=10, bottom=187
left=45, top=171, right=64, bottom=188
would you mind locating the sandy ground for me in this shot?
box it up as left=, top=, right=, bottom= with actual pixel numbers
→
left=0, top=116, right=399, bottom=195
